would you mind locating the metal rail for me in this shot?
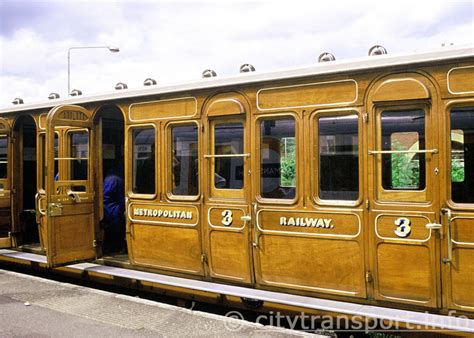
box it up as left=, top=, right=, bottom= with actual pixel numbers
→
left=369, top=149, right=438, bottom=155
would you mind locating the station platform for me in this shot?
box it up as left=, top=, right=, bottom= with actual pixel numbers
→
left=0, top=269, right=316, bottom=337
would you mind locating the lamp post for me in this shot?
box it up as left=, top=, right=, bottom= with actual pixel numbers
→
left=67, top=46, right=120, bottom=96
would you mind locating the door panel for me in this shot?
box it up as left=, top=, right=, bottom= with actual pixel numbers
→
left=203, top=113, right=253, bottom=284
left=368, top=105, right=440, bottom=308
left=444, top=105, right=474, bottom=311
left=44, top=105, right=96, bottom=267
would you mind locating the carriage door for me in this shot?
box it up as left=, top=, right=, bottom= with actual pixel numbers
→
left=444, top=105, right=474, bottom=311
left=44, top=105, right=96, bottom=267
left=0, top=118, right=12, bottom=248
left=368, top=101, right=441, bottom=308
left=203, top=96, right=253, bottom=284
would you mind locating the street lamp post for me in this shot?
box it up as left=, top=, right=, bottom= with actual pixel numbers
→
left=67, top=46, right=120, bottom=96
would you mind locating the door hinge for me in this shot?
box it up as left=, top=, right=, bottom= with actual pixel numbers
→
left=365, top=199, right=370, bottom=210
left=201, top=125, right=204, bottom=133
left=201, top=253, right=208, bottom=265
left=363, top=113, right=369, bottom=123
left=92, top=240, right=98, bottom=247
left=366, top=271, right=373, bottom=283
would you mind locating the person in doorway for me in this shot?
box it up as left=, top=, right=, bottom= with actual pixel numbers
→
left=102, top=160, right=126, bottom=255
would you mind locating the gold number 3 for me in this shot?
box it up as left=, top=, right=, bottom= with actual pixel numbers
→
left=222, top=210, right=233, bottom=226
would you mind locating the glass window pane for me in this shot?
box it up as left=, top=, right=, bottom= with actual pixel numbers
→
left=132, top=128, right=156, bottom=194
left=214, top=123, right=244, bottom=189
left=0, top=136, right=8, bottom=179
left=260, top=118, right=296, bottom=199
left=451, top=129, right=464, bottom=183
left=381, top=110, right=426, bottom=191
left=172, top=125, right=198, bottom=196
left=451, top=107, right=474, bottom=203
left=69, top=132, right=88, bottom=181
left=319, top=115, right=358, bottom=200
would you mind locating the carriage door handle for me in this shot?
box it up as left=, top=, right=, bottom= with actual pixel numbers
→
left=441, top=208, right=453, bottom=264
left=240, top=215, right=251, bottom=222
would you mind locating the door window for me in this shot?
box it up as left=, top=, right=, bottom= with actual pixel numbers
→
left=132, top=127, right=156, bottom=195
left=381, top=110, right=426, bottom=191
left=451, top=107, right=474, bottom=203
left=0, top=136, right=7, bottom=179
left=213, top=123, right=244, bottom=190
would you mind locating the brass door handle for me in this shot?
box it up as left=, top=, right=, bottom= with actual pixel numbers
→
left=441, top=208, right=453, bottom=264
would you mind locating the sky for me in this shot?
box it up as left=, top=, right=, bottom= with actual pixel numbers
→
left=0, top=0, right=473, bottom=108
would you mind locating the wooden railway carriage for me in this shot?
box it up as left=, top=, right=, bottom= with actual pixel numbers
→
left=1, top=45, right=474, bottom=330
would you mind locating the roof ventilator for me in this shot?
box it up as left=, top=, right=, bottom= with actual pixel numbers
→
left=48, top=93, right=60, bottom=100
left=115, top=82, right=128, bottom=90
left=202, top=69, right=217, bottom=78
left=368, top=45, right=388, bottom=56
left=240, top=64, right=256, bottom=73
left=318, top=52, right=336, bottom=62
left=143, top=78, right=157, bottom=86
left=70, top=89, right=82, bottom=96
left=12, top=98, right=24, bottom=105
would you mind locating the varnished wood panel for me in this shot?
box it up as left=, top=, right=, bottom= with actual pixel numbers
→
left=207, top=99, right=245, bottom=116
left=209, top=230, right=250, bottom=281
left=376, top=243, right=432, bottom=302
left=129, top=97, right=197, bottom=121
left=375, top=214, right=432, bottom=241
left=129, top=222, right=203, bottom=275
left=448, top=66, right=474, bottom=94
left=257, top=79, right=357, bottom=110
left=258, top=235, right=365, bottom=296
left=450, top=248, right=474, bottom=308
left=372, top=78, right=430, bottom=102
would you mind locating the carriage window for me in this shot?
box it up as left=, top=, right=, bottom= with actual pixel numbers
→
left=319, top=115, right=358, bottom=200
left=260, top=118, right=296, bottom=199
left=132, top=127, right=156, bottom=194
left=213, top=123, right=244, bottom=189
left=69, top=131, right=88, bottom=181
left=451, top=107, right=474, bottom=203
left=0, top=136, right=7, bottom=179
left=171, top=125, right=198, bottom=196
left=381, top=110, right=426, bottom=190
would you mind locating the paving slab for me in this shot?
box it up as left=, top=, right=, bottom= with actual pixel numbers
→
left=0, top=269, right=320, bottom=337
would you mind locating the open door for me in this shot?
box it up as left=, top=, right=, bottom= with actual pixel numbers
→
left=0, top=118, right=12, bottom=248
left=44, top=105, right=96, bottom=267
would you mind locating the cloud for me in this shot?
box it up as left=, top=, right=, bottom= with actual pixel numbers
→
left=0, top=0, right=472, bottom=107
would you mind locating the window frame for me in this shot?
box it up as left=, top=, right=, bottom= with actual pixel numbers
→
left=374, top=103, right=432, bottom=203
left=128, top=124, right=157, bottom=200
left=311, top=108, right=362, bottom=207
left=165, top=120, right=200, bottom=201
left=446, top=101, right=474, bottom=210
left=208, top=118, right=247, bottom=200
left=255, top=112, right=298, bottom=205
left=65, top=128, right=90, bottom=188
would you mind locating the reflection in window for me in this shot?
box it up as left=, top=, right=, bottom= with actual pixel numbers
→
left=451, top=107, right=474, bottom=203
left=69, top=132, right=88, bottom=181
left=260, top=118, right=296, bottom=199
left=381, top=110, right=426, bottom=190
left=451, top=129, right=464, bottom=183
left=132, top=128, right=155, bottom=194
left=0, top=136, right=7, bottom=179
left=214, top=123, right=244, bottom=189
left=43, top=134, right=59, bottom=187
left=171, top=125, right=198, bottom=196
left=319, top=115, right=358, bottom=200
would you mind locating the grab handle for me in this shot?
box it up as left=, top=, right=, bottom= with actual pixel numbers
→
left=441, top=208, right=453, bottom=264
